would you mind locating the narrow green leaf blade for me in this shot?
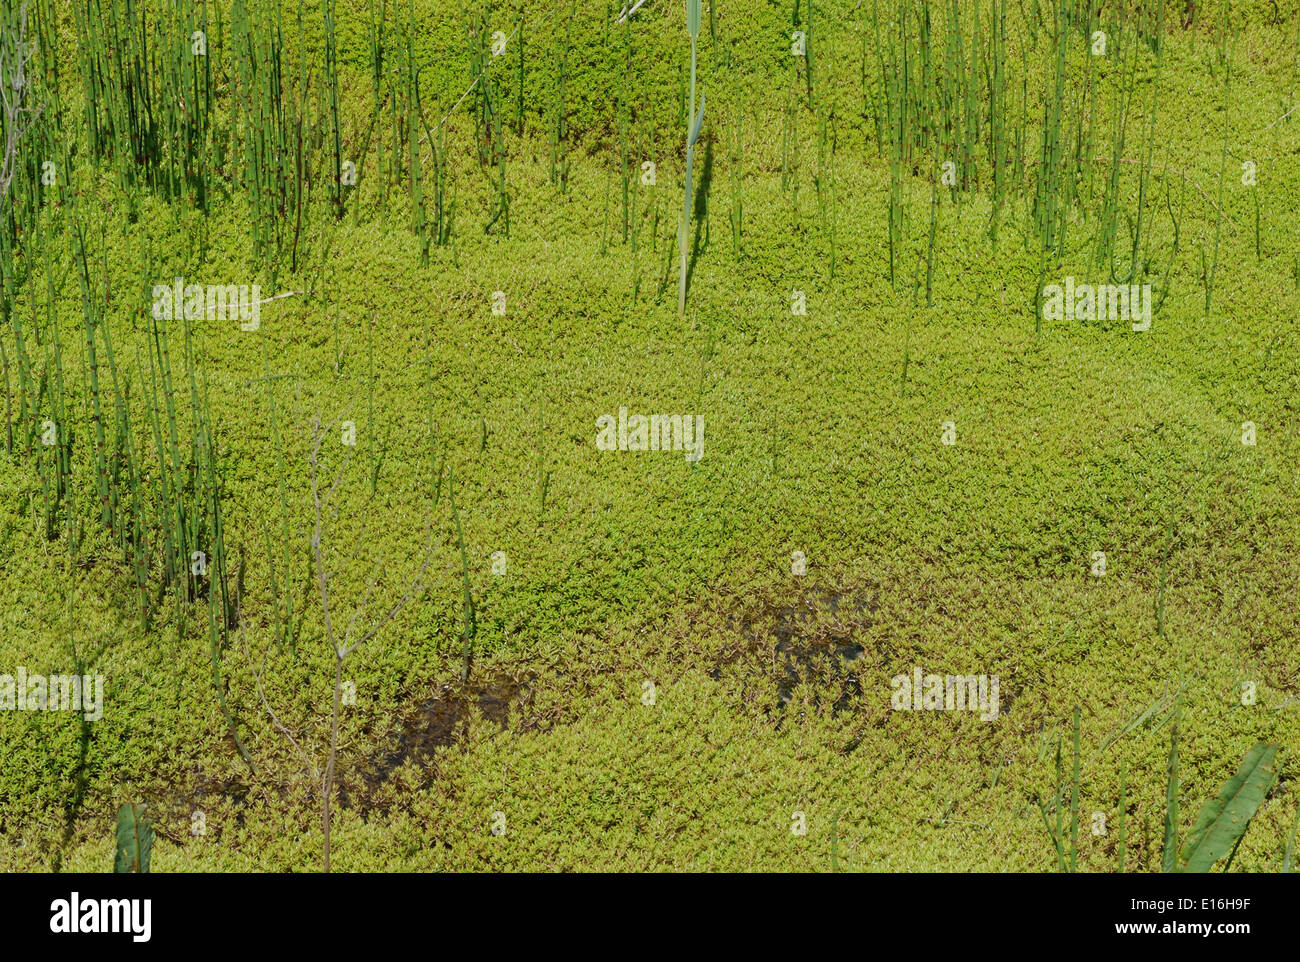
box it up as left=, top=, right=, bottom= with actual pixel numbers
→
left=686, top=0, right=701, bottom=38
left=1283, top=802, right=1299, bottom=873
left=689, top=93, right=706, bottom=146
left=1161, top=720, right=1179, bottom=873
left=114, top=803, right=154, bottom=874
left=1179, top=744, right=1278, bottom=873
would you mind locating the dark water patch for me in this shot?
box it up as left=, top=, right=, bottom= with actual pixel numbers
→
left=147, top=772, right=252, bottom=841
left=712, top=587, right=880, bottom=716
left=339, top=668, right=538, bottom=815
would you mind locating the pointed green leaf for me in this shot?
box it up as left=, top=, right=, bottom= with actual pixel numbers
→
left=1161, top=720, right=1179, bottom=873
left=1179, top=744, right=1278, bottom=873
left=1283, top=802, right=1298, bottom=873
left=686, top=0, right=701, bottom=38
left=689, top=93, right=706, bottom=147
left=114, top=803, right=154, bottom=874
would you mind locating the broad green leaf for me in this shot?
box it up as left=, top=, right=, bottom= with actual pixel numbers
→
left=1178, top=744, right=1278, bottom=873
left=114, top=803, right=154, bottom=874
left=686, top=0, right=701, bottom=38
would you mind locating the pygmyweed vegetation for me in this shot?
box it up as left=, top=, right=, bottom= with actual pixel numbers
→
left=0, top=0, right=1296, bottom=873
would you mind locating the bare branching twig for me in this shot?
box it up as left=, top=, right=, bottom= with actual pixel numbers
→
left=305, top=412, right=435, bottom=872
